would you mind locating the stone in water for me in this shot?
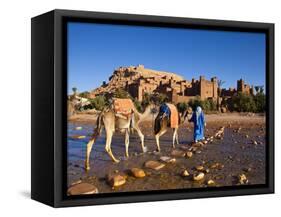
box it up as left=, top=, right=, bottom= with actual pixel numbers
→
left=193, top=172, right=205, bottom=181
left=207, top=179, right=215, bottom=186
left=186, top=151, right=193, bottom=158
left=145, top=160, right=165, bottom=170
left=67, top=183, right=98, bottom=195
left=108, top=174, right=126, bottom=187
left=71, top=135, right=86, bottom=139
left=238, top=173, right=248, bottom=184
left=181, top=170, right=190, bottom=177
left=131, top=168, right=146, bottom=178
left=160, top=156, right=176, bottom=163
left=171, top=149, right=185, bottom=157
left=195, top=165, right=205, bottom=171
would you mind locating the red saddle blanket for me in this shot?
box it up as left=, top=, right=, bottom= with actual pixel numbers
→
left=113, top=98, right=135, bottom=118
left=166, top=103, right=179, bottom=128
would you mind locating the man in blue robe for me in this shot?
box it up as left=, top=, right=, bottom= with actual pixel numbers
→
left=189, top=106, right=206, bottom=142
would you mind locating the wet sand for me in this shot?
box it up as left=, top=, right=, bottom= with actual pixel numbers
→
left=67, top=112, right=266, bottom=193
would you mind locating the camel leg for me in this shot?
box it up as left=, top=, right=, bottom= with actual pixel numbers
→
left=125, top=129, right=130, bottom=157
left=105, top=130, right=120, bottom=163
left=84, top=132, right=98, bottom=171
left=134, top=125, right=147, bottom=153
left=155, top=128, right=167, bottom=152
left=172, top=128, right=177, bottom=148
left=175, top=128, right=179, bottom=145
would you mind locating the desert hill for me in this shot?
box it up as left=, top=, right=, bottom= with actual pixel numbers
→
left=90, top=64, right=184, bottom=97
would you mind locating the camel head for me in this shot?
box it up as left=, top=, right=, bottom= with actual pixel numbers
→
left=179, top=106, right=192, bottom=124
left=137, top=103, right=159, bottom=121
left=147, top=103, right=159, bottom=114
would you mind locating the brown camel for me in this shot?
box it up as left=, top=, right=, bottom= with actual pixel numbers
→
left=85, top=102, right=155, bottom=171
left=154, top=104, right=189, bottom=152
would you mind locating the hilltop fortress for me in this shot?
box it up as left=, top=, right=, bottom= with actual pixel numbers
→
left=89, top=65, right=254, bottom=104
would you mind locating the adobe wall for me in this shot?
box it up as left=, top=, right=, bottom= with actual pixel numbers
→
left=199, top=76, right=218, bottom=100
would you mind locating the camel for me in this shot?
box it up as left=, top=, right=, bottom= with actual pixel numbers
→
left=84, top=101, right=155, bottom=171
left=154, top=104, right=189, bottom=152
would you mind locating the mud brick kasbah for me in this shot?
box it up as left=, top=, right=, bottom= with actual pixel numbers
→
left=88, top=64, right=254, bottom=104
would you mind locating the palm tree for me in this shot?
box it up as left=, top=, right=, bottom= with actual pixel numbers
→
left=72, top=87, right=77, bottom=96
left=259, top=85, right=264, bottom=94
left=254, top=85, right=264, bottom=94
left=254, top=86, right=260, bottom=94
left=217, top=79, right=225, bottom=111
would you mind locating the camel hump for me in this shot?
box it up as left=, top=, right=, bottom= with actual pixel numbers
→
left=166, top=103, right=179, bottom=128
left=113, top=98, right=135, bottom=117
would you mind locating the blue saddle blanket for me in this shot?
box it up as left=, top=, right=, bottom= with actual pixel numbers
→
left=159, top=103, right=171, bottom=117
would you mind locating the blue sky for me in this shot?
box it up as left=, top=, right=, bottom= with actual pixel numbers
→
left=67, top=22, right=266, bottom=93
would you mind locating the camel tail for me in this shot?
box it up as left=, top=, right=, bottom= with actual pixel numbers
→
left=94, top=112, right=104, bottom=136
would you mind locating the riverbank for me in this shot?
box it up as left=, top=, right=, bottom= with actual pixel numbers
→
left=67, top=112, right=266, bottom=194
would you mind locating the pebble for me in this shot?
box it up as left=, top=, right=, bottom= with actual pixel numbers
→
left=71, top=135, right=86, bottom=139
left=193, top=172, right=205, bottom=181
left=181, top=170, right=190, bottom=177
left=160, top=156, right=176, bottom=163
left=130, top=168, right=146, bottom=178
left=238, top=173, right=249, bottom=184
left=144, top=160, right=165, bottom=170
left=107, top=174, right=126, bottom=187
left=252, top=140, right=258, bottom=145
left=217, top=164, right=224, bottom=170
left=207, top=179, right=215, bottom=186
left=171, top=150, right=186, bottom=157
left=185, top=151, right=193, bottom=158
left=210, top=162, right=224, bottom=170
left=67, top=183, right=98, bottom=195
left=215, top=127, right=225, bottom=138
left=195, top=165, right=205, bottom=171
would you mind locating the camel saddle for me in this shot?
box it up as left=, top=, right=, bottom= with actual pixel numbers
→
left=113, top=98, right=135, bottom=120
left=166, top=103, right=179, bottom=128
left=159, top=103, right=179, bottom=128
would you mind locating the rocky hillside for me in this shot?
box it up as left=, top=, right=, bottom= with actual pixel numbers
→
left=90, top=65, right=184, bottom=97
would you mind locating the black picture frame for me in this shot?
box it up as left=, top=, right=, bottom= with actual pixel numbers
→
left=31, top=9, right=274, bottom=207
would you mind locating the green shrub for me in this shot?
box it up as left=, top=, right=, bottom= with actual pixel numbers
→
left=113, top=88, right=132, bottom=99
left=188, top=97, right=216, bottom=112
left=90, top=95, right=107, bottom=111
left=79, top=91, right=90, bottom=98
left=142, top=92, right=168, bottom=107
left=177, top=102, right=188, bottom=113
left=254, top=93, right=266, bottom=112
left=188, top=96, right=202, bottom=111
left=230, top=92, right=257, bottom=112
